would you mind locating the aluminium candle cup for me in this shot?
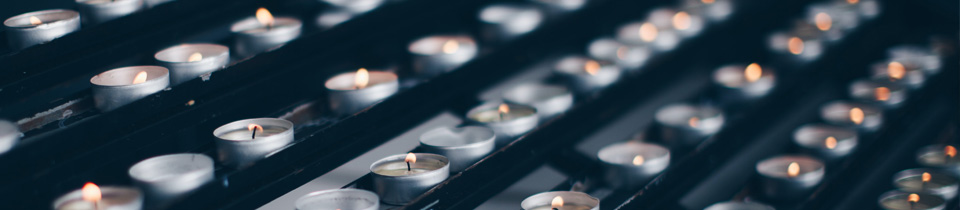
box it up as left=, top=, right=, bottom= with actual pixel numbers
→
left=75, top=0, right=144, bottom=25
left=849, top=79, right=908, bottom=108
left=294, top=189, right=379, bottom=210
left=213, top=118, right=295, bottom=168
left=419, top=126, right=496, bottom=172
left=819, top=100, right=883, bottom=132
left=712, top=64, right=776, bottom=102
left=520, top=191, right=599, bottom=210
left=3, top=9, right=81, bottom=50
left=597, top=142, right=670, bottom=189
left=768, top=25, right=825, bottom=61
left=90, top=66, right=170, bottom=112
left=755, top=155, right=825, bottom=202
left=888, top=46, right=941, bottom=74
left=53, top=186, right=143, bottom=210
left=370, top=153, right=449, bottom=205
left=154, top=43, right=230, bottom=86
left=893, top=168, right=959, bottom=199
left=408, top=35, right=478, bottom=76
left=128, top=153, right=214, bottom=203
left=231, top=16, right=302, bottom=58
left=587, top=37, right=652, bottom=71
left=502, top=83, right=574, bottom=118
left=836, top=0, right=880, bottom=20
left=870, top=61, right=927, bottom=89
left=320, top=0, right=384, bottom=13
left=681, top=0, right=733, bottom=22
left=0, top=120, right=20, bottom=155
left=646, top=8, right=705, bottom=38
left=704, top=201, right=775, bottom=210
left=554, top=55, right=622, bottom=93
left=806, top=3, right=861, bottom=33
left=916, top=145, right=960, bottom=177
left=478, top=4, right=544, bottom=44
left=616, top=21, right=680, bottom=52
left=324, top=70, right=399, bottom=115
left=466, top=103, right=539, bottom=146
left=878, top=190, right=945, bottom=210
left=653, top=103, right=724, bottom=148
left=792, top=124, right=858, bottom=160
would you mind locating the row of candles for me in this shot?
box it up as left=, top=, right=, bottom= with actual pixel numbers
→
left=767, top=0, right=880, bottom=61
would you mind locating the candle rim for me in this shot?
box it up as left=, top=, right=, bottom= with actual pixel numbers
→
left=554, top=55, right=618, bottom=76
left=52, top=185, right=143, bottom=209
left=419, top=126, right=496, bottom=149
left=155, top=43, right=229, bottom=63
left=704, top=201, right=775, bottom=210
left=466, top=102, right=538, bottom=123
left=3, top=9, right=79, bottom=28
left=792, top=123, right=858, bottom=150
left=213, top=118, right=294, bottom=142
left=502, top=83, right=572, bottom=104
left=712, top=64, right=775, bottom=88
left=76, top=0, right=140, bottom=5
left=295, top=188, right=379, bottom=209
left=408, top=35, right=477, bottom=56
left=819, top=100, right=881, bottom=124
left=90, top=65, right=169, bottom=87
left=324, top=70, right=399, bottom=91
left=878, top=190, right=945, bottom=209
left=756, top=155, right=825, bottom=179
left=369, top=153, right=449, bottom=177
left=893, top=169, right=959, bottom=192
left=129, top=153, right=214, bottom=183
left=520, top=191, right=599, bottom=209
left=478, top=3, right=544, bottom=24
left=654, top=103, right=723, bottom=130
left=230, top=16, right=302, bottom=34
left=597, top=141, right=670, bottom=166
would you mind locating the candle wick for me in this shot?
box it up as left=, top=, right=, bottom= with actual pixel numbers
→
left=499, top=112, right=505, bottom=121
left=251, top=128, right=257, bottom=139
left=406, top=162, right=411, bottom=171
left=94, top=200, right=102, bottom=210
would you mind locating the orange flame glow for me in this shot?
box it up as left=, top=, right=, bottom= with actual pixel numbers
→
left=132, top=71, right=148, bottom=84
left=29, top=16, right=42, bottom=25
left=405, top=153, right=417, bottom=164
left=847, top=0, right=859, bottom=4
left=875, top=87, right=891, bottom=101
left=788, top=37, right=804, bottom=55
left=499, top=104, right=510, bottom=115
left=255, top=7, right=275, bottom=27
left=850, top=107, right=865, bottom=125
left=639, top=23, right=658, bottom=42
left=354, top=68, right=369, bottom=89
left=633, top=155, right=644, bottom=166
left=247, top=124, right=263, bottom=133
left=825, top=136, right=837, bottom=149
left=702, top=0, right=715, bottom=4
left=584, top=60, right=601, bottom=76
left=815, top=13, right=832, bottom=31
left=922, top=172, right=931, bottom=183
left=187, top=52, right=203, bottom=62
left=688, top=117, right=700, bottom=128
left=82, top=182, right=102, bottom=203
left=887, top=62, right=905, bottom=80
left=673, top=12, right=691, bottom=30
left=908, top=193, right=920, bottom=203
left=442, top=40, right=459, bottom=54
left=787, top=162, right=800, bottom=177
left=744, top=63, right=763, bottom=82
left=551, top=196, right=564, bottom=208
left=946, top=145, right=956, bottom=158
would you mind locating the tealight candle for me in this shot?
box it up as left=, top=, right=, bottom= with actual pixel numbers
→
left=154, top=43, right=230, bottom=85
left=531, top=0, right=585, bottom=14
left=3, top=9, right=81, bottom=50
left=75, top=0, right=144, bottom=25
left=704, top=201, right=775, bottom=210
left=768, top=23, right=825, bottom=60
left=554, top=55, right=622, bottom=92
left=213, top=118, right=294, bottom=168
left=887, top=46, right=941, bottom=74
left=878, top=190, right=944, bottom=210
left=681, top=0, right=733, bottom=22
left=755, top=155, right=825, bottom=201
left=370, top=153, right=449, bottom=205
left=806, top=4, right=860, bottom=36
left=653, top=103, right=724, bottom=147
left=294, top=189, right=379, bottom=210
left=128, top=153, right=214, bottom=203
left=647, top=8, right=705, bottom=38
left=616, top=21, right=680, bottom=51
left=819, top=100, right=883, bottom=132
left=320, top=0, right=384, bottom=13
left=849, top=79, right=908, bottom=108
left=520, top=191, right=599, bottom=210
left=478, top=4, right=544, bottom=44
left=712, top=63, right=776, bottom=101
left=871, top=61, right=927, bottom=89
left=587, top=37, right=651, bottom=70
left=597, top=142, right=670, bottom=189
left=90, top=65, right=170, bottom=112
left=792, top=124, right=858, bottom=160
left=324, top=68, right=399, bottom=115
left=835, top=0, right=880, bottom=20
left=419, top=126, right=496, bottom=172
left=53, top=183, right=143, bottom=210
left=0, top=120, right=20, bottom=154
left=408, top=35, right=479, bottom=76
left=231, top=8, right=303, bottom=58
left=893, top=168, right=959, bottom=199
left=466, top=103, right=539, bottom=145
left=502, top=83, right=574, bottom=118
left=916, top=145, right=960, bottom=177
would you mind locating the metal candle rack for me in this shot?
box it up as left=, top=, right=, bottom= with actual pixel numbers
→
left=0, top=0, right=955, bottom=209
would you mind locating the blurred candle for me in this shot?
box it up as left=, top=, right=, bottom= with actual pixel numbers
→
left=887, top=45, right=941, bottom=74
left=466, top=103, right=538, bottom=145
left=231, top=8, right=302, bottom=58
left=320, top=0, right=384, bottom=13
left=75, top=0, right=144, bottom=25
left=647, top=8, right=704, bottom=38
left=419, top=126, right=496, bottom=172
left=553, top=55, right=622, bottom=92
left=712, top=63, right=776, bottom=101
left=917, top=145, right=960, bottom=177
left=53, top=183, right=143, bottom=210
left=521, top=191, right=599, bottom=210
left=295, top=189, right=379, bottom=210
left=893, top=168, right=959, bottom=199
left=819, top=100, right=882, bottom=132
left=154, top=43, right=230, bottom=85
left=324, top=68, right=399, bottom=115
left=409, top=35, right=478, bottom=76
left=597, top=141, right=670, bottom=189
left=878, top=190, right=944, bottom=210
left=681, top=0, right=733, bottom=22
left=849, top=79, right=907, bottom=108
left=704, top=201, right=775, bottom=210
left=617, top=21, right=680, bottom=52
left=479, top=4, right=543, bottom=43
left=768, top=23, right=825, bottom=60
left=587, top=37, right=652, bottom=70
left=129, top=153, right=214, bottom=204
left=871, top=61, right=927, bottom=89
left=755, top=155, right=825, bottom=201
left=3, top=9, right=81, bottom=50
left=502, top=83, right=574, bottom=118
left=0, top=120, right=19, bottom=155
left=653, top=103, right=724, bottom=148
left=793, top=124, right=858, bottom=160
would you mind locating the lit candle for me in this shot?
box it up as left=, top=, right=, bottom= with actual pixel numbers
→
left=531, top=0, right=586, bottom=13
left=294, top=189, right=379, bottom=210
left=213, top=118, right=294, bottom=168
left=704, top=201, right=775, bottom=210
left=90, top=66, right=170, bottom=112
left=478, top=4, right=544, bottom=43
left=834, top=0, right=880, bottom=20
left=768, top=23, right=825, bottom=60
left=755, top=155, right=825, bottom=201
left=849, top=79, right=908, bottom=108
left=370, top=153, right=449, bottom=205
left=792, top=124, right=858, bottom=160
left=681, top=0, right=733, bottom=22
left=653, top=103, right=724, bottom=148
left=419, top=126, right=495, bottom=172
left=597, top=141, right=670, bottom=189
left=819, top=100, right=882, bottom=131
left=887, top=46, right=941, bottom=74
left=806, top=4, right=860, bottom=36
left=319, top=0, right=384, bottom=13
left=916, top=145, right=960, bottom=177
left=324, top=68, right=399, bottom=115
left=616, top=21, right=680, bottom=51
left=231, top=8, right=303, bottom=58
left=712, top=63, right=776, bottom=100
left=520, top=191, right=599, bottom=210
left=154, top=43, right=230, bottom=86
left=554, top=55, right=623, bottom=92
left=893, top=169, right=959, bottom=199
left=587, top=37, right=651, bottom=70
left=878, top=191, right=944, bottom=210
left=466, top=103, right=539, bottom=145
left=3, top=9, right=81, bottom=50
left=0, top=120, right=20, bottom=155
left=647, top=8, right=705, bottom=38
left=75, top=0, right=144, bottom=25
left=408, top=35, right=478, bottom=76
left=128, top=153, right=215, bottom=203
left=502, top=83, right=574, bottom=118
left=53, top=182, right=143, bottom=210
left=871, top=61, right=927, bottom=89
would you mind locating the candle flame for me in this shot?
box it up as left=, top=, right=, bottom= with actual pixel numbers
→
left=688, top=117, right=700, bottom=128
left=701, top=0, right=715, bottom=4
left=354, top=68, right=369, bottom=89
left=187, top=52, right=203, bottom=62
left=616, top=46, right=628, bottom=60
left=815, top=13, right=832, bottom=31
left=922, top=172, right=931, bottom=183
left=875, top=87, right=891, bottom=101
left=849, top=107, right=864, bottom=125
left=744, top=63, right=763, bottom=82
left=825, top=136, right=837, bottom=149
left=887, top=62, right=905, bottom=80
left=82, top=182, right=102, bottom=203
left=498, top=104, right=510, bottom=115
left=908, top=193, right=920, bottom=203
left=405, top=153, right=416, bottom=164
left=132, top=71, right=148, bottom=84
left=787, top=162, right=800, bottom=177
left=847, top=0, right=859, bottom=4
left=255, top=7, right=275, bottom=27
left=788, top=37, right=804, bottom=55
left=632, top=155, right=644, bottom=166
left=584, top=60, right=601, bottom=76
left=672, top=12, right=691, bottom=30
left=442, top=40, right=459, bottom=54
left=551, top=196, right=564, bottom=208
left=945, top=145, right=956, bottom=158
left=29, top=16, right=42, bottom=25
left=247, top=124, right=263, bottom=133
left=639, top=23, right=658, bottom=42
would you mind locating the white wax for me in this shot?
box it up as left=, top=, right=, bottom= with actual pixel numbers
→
left=216, top=127, right=287, bottom=141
